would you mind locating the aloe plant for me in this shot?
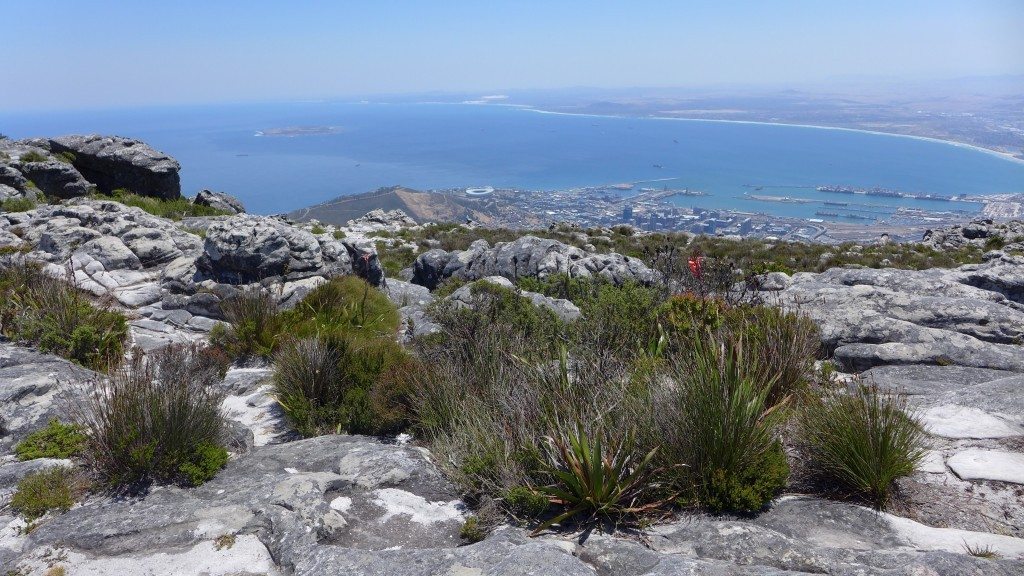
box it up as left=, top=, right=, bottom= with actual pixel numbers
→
left=532, top=424, right=664, bottom=534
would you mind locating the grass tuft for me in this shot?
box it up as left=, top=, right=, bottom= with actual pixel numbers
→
left=799, top=383, right=926, bottom=509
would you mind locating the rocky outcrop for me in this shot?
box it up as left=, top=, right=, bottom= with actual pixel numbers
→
left=194, top=189, right=245, bottom=214
left=412, top=235, right=660, bottom=290
left=12, top=160, right=92, bottom=199
left=760, top=252, right=1024, bottom=372
left=447, top=276, right=582, bottom=323
left=347, top=208, right=417, bottom=229
left=922, top=218, right=1024, bottom=252
left=48, top=134, right=181, bottom=199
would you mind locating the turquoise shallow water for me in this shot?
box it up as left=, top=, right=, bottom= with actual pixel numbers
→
left=3, top=102, right=1023, bottom=216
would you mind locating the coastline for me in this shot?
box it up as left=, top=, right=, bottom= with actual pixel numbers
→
left=518, top=105, right=1024, bottom=167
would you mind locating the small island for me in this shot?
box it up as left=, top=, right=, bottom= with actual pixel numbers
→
left=255, top=126, right=343, bottom=137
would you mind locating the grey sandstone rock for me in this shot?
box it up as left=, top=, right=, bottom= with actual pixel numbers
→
left=75, top=236, right=142, bottom=271
left=413, top=235, right=660, bottom=290
left=766, top=257, right=1024, bottom=372
left=194, top=188, right=246, bottom=214
left=197, top=214, right=353, bottom=285
left=15, top=159, right=92, bottom=199
left=447, top=276, right=582, bottom=322
left=49, top=134, right=182, bottom=199
left=0, top=164, right=30, bottom=192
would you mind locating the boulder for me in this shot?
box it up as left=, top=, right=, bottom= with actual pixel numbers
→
left=197, top=214, right=352, bottom=285
left=0, top=164, right=29, bottom=192
left=412, top=235, right=660, bottom=290
left=49, top=134, right=181, bottom=199
left=194, top=189, right=245, bottom=214
left=15, top=159, right=92, bottom=199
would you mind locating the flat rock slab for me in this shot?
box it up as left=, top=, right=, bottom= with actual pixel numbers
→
left=921, top=404, right=1021, bottom=438
left=947, top=449, right=1024, bottom=484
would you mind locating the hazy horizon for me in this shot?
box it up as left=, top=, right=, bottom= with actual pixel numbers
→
left=4, top=0, right=1023, bottom=112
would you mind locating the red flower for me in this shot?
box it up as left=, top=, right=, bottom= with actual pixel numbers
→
left=688, top=256, right=703, bottom=278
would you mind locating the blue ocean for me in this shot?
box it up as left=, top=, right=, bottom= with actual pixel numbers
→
left=3, top=102, right=1024, bottom=218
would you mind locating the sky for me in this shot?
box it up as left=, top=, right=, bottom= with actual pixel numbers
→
left=3, top=0, right=1023, bottom=111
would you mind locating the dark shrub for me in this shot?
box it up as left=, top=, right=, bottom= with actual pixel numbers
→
left=273, top=335, right=407, bottom=436
left=0, top=258, right=128, bottom=370
left=74, top=344, right=228, bottom=487
left=721, top=305, right=820, bottom=405
left=799, top=383, right=925, bottom=509
left=15, top=419, right=86, bottom=461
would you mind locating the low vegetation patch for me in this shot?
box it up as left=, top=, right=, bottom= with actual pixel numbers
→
left=213, top=275, right=399, bottom=359
left=96, top=189, right=232, bottom=220
left=73, top=344, right=229, bottom=487
left=18, top=150, right=48, bottom=163
left=799, top=383, right=926, bottom=509
left=11, top=466, right=88, bottom=521
left=394, top=275, right=819, bottom=532
left=0, top=197, right=37, bottom=212
left=374, top=221, right=984, bottom=276
left=0, top=258, right=128, bottom=371
left=15, top=419, right=87, bottom=461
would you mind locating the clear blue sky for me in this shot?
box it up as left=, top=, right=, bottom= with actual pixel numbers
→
left=3, top=0, right=1022, bottom=111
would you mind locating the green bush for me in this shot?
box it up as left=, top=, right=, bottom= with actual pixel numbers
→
left=273, top=335, right=407, bottom=436
left=375, top=241, right=417, bottom=278
left=656, top=337, right=789, bottom=514
left=0, top=197, right=37, bottom=212
left=503, top=486, right=549, bottom=519
left=74, top=344, right=228, bottom=487
left=282, top=275, right=399, bottom=343
left=0, top=258, right=128, bottom=371
left=11, top=467, right=86, bottom=521
left=700, top=441, right=789, bottom=514
left=799, top=383, right=925, bottom=509
left=19, top=150, right=48, bottom=163
left=177, top=442, right=230, bottom=486
left=15, top=419, right=86, bottom=461
left=460, top=516, right=486, bottom=543
left=333, top=230, right=346, bottom=240
left=54, top=151, right=76, bottom=164
left=311, top=225, right=326, bottom=235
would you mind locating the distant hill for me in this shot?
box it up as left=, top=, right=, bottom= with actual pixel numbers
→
left=287, top=186, right=501, bottom=226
